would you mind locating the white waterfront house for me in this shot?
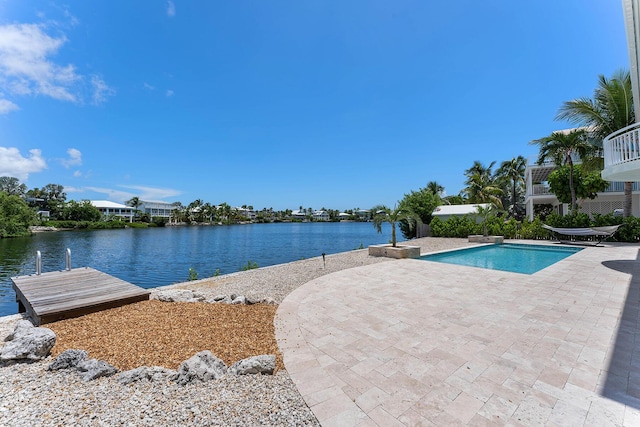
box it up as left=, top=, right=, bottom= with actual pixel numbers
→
left=524, top=155, right=640, bottom=220
left=139, top=201, right=176, bottom=221
left=90, top=200, right=134, bottom=222
left=599, top=1, right=640, bottom=193
left=236, top=207, right=256, bottom=221
left=312, top=210, right=330, bottom=221
left=291, top=210, right=307, bottom=221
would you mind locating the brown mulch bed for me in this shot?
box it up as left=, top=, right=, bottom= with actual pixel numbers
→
left=47, top=300, right=284, bottom=372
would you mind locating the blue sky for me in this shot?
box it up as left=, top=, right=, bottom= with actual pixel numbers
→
left=0, top=1, right=629, bottom=211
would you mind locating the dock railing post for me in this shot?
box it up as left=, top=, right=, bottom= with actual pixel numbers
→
left=36, top=250, right=41, bottom=275
left=65, top=248, right=71, bottom=271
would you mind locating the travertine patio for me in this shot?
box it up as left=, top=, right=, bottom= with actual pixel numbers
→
left=275, top=241, right=640, bottom=426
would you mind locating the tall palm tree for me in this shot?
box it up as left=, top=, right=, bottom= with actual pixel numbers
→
left=531, top=129, right=595, bottom=212
left=496, top=156, right=527, bottom=218
left=463, top=161, right=502, bottom=207
left=426, top=181, right=445, bottom=196
left=372, top=205, right=421, bottom=247
left=556, top=70, right=635, bottom=216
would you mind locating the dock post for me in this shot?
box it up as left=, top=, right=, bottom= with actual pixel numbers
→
left=36, top=250, right=41, bottom=275
left=65, top=248, right=71, bottom=271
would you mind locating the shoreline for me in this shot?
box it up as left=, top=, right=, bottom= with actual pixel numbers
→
left=0, top=237, right=475, bottom=426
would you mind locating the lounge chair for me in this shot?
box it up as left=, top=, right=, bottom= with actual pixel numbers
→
left=542, top=224, right=623, bottom=246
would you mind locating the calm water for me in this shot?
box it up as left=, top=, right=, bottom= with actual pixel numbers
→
left=0, top=222, right=391, bottom=316
left=420, top=243, right=582, bottom=274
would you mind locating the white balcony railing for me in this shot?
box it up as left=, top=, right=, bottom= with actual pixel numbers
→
left=603, top=122, right=640, bottom=168
left=529, top=184, right=553, bottom=196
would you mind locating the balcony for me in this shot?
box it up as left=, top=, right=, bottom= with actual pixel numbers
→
left=602, top=122, right=640, bottom=181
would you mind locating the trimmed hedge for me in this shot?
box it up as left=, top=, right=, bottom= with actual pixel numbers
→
left=430, top=214, right=640, bottom=242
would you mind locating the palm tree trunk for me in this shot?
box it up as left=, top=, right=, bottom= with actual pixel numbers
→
left=624, top=181, right=633, bottom=217
left=568, top=162, right=577, bottom=213
left=391, top=223, right=397, bottom=247
left=512, top=177, right=517, bottom=217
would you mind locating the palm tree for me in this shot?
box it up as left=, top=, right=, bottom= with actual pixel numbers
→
left=372, top=205, right=421, bottom=247
left=463, top=161, right=503, bottom=207
left=531, top=129, right=596, bottom=212
left=496, top=156, right=527, bottom=218
left=556, top=70, right=635, bottom=216
left=426, top=181, right=444, bottom=196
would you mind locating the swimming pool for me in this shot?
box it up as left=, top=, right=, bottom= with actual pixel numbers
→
left=420, top=243, right=582, bottom=274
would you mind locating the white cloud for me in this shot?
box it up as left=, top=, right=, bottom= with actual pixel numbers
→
left=143, top=82, right=155, bottom=91
left=0, top=23, right=113, bottom=108
left=119, top=184, right=181, bottom=201
left=84, top=186, right=136, bottom=204
left=90, top=75, right=115, bottom=105
left=0, top=99, right=19, bottom=114
left=73, top=170, right=82, bottom=177
left=166, top=1, right=176, bottom=17
left=78, top=184, right=181, bottom=204
left=0, top=147, right=47, bottom=180
left=61, top=147, right=82, bottom=168
left=165, top=89, right=174, bottom=97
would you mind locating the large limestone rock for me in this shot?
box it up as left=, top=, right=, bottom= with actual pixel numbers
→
left=47, top=349, right=88, bottom=371
left=153, top=289, right=206, bottom=303
left=228, top=355, right=275, bottom=375
left=47, top=348, right=117, bottom=381
left=0, top=320, right=56, bottom=362
left=174, top=350, right=227, bottom=385
left=230, top=295, right=247, bottom=305
left=76, top=358, right=118, bottom=381
left=117, top=366, right=177, bottom=385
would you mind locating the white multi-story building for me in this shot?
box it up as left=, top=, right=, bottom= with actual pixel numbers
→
left=90, top=201, right=134, bottom=222
left=312, top=210, right=330, bottom=221
left=524, top=158, right=640, bottom=220
left=139, top=201, right=176, bottom=221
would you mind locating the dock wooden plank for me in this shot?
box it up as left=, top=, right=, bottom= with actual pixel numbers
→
left=11, top=267, right=150, bottom=325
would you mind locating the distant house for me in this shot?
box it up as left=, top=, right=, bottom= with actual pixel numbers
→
left=291, top=210, right=307, bottom=220
left=90, top=200, right=134, bottom=222
left=356, top=209, right=370, bottom=221
left=338, top=212, right=352, bottom=220
left=312, top=210, right=330, bottom=221
left=236, top=207, right=256, bottom=221
left=139, top=201, right=176, bottom=221
left=432, top=204, right=490, bottom=224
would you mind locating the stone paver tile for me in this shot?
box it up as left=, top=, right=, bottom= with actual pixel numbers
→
left=321, top=407, right=369, bottom=427
left=304, top=385, right=345, bottom=407
left=478, top=394, right=518, bottom=423
left=294, top=367, right=343, bottom=397
left=366, top=406, right=406, bottom=427
left=351, top=357, right=386, bottom=377
left=354, top=386, right=390, bottom=413
left=585, top=398, right=625, bottom=426
left=468, top=413, right=506, bottom=426
left=546, top=399, right=588, bottom=426
left=445, top=374, right=494, bottom=403
left=480, top=360, right=517, bottom=385
left=310, top=392, right=361, bottom=424
left=397, top=408, right=437, bottom=427
left=567, top=366, right=600, bottom=391
left=624, top=406, right=640, bottom=427
left=444, top=391, right=484, bottom=424
left=431, top=410, right=467, bottom=427
left=509, top=395, right=553, bottom=425
left=536, top=364, right=571, bottom=389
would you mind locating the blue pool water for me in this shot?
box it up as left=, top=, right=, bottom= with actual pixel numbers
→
left=420, top=243, right=582, bottom=274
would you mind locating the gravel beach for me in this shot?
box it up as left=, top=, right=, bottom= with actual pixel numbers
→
left=0, top=237, right=473, bottom=426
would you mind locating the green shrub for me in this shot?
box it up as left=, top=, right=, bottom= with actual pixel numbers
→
left=240, top=260, right=259, bottom=271
left=188, top=268, right=198, bottom=281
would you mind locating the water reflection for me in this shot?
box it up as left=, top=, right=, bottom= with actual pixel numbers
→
left=0, top=222, right=391, bottom=316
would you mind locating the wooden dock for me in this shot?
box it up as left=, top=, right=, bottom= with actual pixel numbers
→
left=11, top=267, right=150, bottom=325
